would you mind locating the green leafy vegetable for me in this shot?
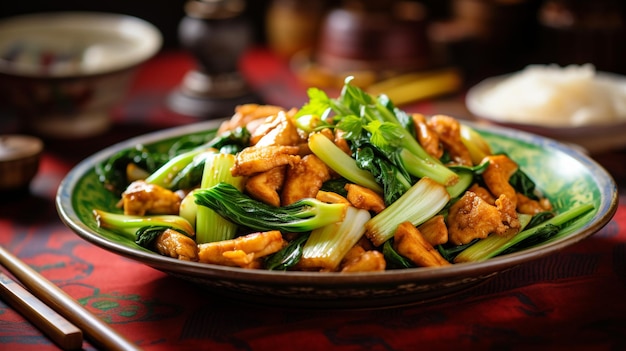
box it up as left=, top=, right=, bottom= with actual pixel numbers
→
left=95, top=144, right=170, bottom=195
left=201, top=126, right=251, bottom=154
left=383, top=240, right=415, bottom=269
left=297, top=77, right=459, bottom=206
left=509, top=168, right=540, bottom=200
left=144, top=148, right=210, bottom=189
left=195, top=153, right=245, bottom=244
left=93, top=210, right=195, bottom=242
left=308, top=132, right=383, bottom=193
left=135, top=225, right=171, bottom=248
left=265, top=233, right=310, bottom=271
left=193, top=182, right=348, bottom=233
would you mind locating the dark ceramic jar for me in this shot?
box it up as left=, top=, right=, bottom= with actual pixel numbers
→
left=316, top=1, right=431, bottom=74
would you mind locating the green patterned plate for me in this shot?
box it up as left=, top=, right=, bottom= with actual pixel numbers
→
left=56, top=120, right=618, bottom=309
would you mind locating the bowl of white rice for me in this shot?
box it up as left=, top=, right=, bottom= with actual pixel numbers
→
left=466, top=64, right=626, bottom=153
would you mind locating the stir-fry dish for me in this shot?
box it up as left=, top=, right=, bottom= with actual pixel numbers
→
left=93, top=78, right=593, bottom=272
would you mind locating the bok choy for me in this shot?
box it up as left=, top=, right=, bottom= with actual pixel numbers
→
left=194, top=182, right=348, bottom=233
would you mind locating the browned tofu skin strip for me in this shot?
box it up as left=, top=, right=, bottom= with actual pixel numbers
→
left=197, top=231, right=286, bottom=268
left=231, top=145, right=301, bottom=177
left=155, top=229, right=198, bottom=261
left=281, top=154, right=331, bottom=206
left=393, top=222, right=450, bottom=267
left=121, top=180, right=182, bottom=216
left=245, top=166, right=286, bottom=207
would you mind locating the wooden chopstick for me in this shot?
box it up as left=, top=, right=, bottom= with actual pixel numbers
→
left=0, top=271, right=83, bottom=350
left=0, top=245, right=142, bottom=351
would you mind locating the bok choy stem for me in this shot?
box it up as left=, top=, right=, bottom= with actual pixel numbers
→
left=195, top=153, right=244, bottom=244
left=365, top=177, right=450, bottom=246
left=308, top=132, right=383, bottom=193
left=300, top=206, right=371, bottom=271
left=194, top=182, right=349, bottom=233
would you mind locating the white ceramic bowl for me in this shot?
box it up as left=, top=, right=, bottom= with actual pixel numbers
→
left=466, top=70, right=626, bottom=154
left=0, top=12, right=162, bottom=138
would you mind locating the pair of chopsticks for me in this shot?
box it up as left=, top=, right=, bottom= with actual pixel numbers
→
left=0, top=245, right=142, bottom=351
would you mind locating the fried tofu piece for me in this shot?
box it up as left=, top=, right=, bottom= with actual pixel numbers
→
left=281, top=154, right=332, bottom=205
left=516, top=193, right=552, bottom=215
left=340, top=245, right=386, bottom=272
left=245, top=166, right=286, bottom=207
left=468, top=183, right=496, bottom=205
left=252, top=110, right=303, bottom=147
left=427, top=114, right=472, bottom=166
left=412, top=113, right=443, bottom=159
left=316, top=190, right=350, bottom=204
left=197, top=231, right=286, bottom=268
left=231, top=145, right=301, bottom=177
left=417, top=214, right=448, bottom=246
left=481, top=154, right=519, bottom=207
left=393, top=222, right=450, bottom=267
left=447, top=191, right=520, bottom=245
left=345, top=183, right=386, bottom=214
left=333, top=129, right=352, bottom=155
left=120, top=180, right=182, bottom=216
left=496, top=193, right=521, bottom=235
left=155, top=229, right=198, bottom=261
left=217, top=104, right=285, bottom=135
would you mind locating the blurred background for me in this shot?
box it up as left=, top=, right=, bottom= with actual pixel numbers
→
left=1, top=0, right=625, bottom=144
left=2, top=0, right=624, bottom=86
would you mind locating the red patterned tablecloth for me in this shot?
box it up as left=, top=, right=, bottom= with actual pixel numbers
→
left=1, top=49, right=625, bottom=351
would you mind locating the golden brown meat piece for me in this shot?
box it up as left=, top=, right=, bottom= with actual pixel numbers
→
left=197, top=231, right=286, bottom=268
left=468, top=183, right=496, bottom=205
left=516, top=193, right=553, bottom=215
left=481, top=154, right=519, bottom=208
left=427, top=114, right=472, bottom=166
left=345, top=183, right=386, bottom=214
left=231, top=145, right=301, bottom=177
left=334, top=129, right=352, bottom=155
left=412, top=113, right=443, bottom=159
left=281, top=154, right=332, bottom=205
left=121, top=180, right=182, bottom=216
left=393, top=222, right=450, bottom=267
left=417, top=215, right=448, bottom=246
left=316, top=190, right=350, bottom=204
left=340, top=246, right=386, bottom=272
left=447, top=191, right=520, bottom=245
left=217, top=104, right=285, bottom=135
left=245, top=166, right=286, bottom=207
left=155, top=229, right=198, bottom=261
left=252, top=110, right=303, bottom=147
left=496, top=194, right=521, bottom=236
